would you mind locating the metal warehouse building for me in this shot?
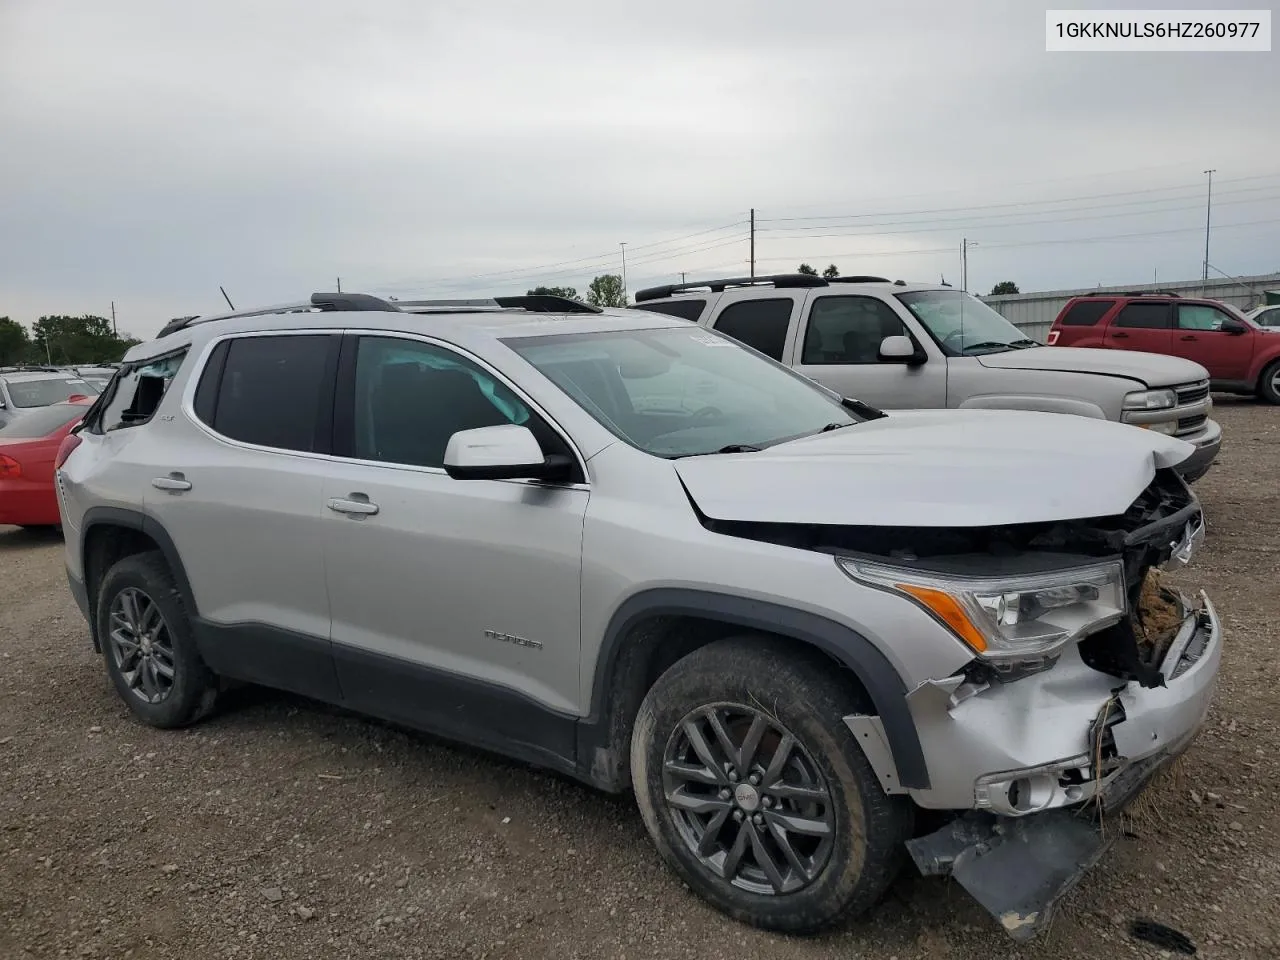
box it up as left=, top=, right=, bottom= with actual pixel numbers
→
left=985, top=272, right=1280, bottom=342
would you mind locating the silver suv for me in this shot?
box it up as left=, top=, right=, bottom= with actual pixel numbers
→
left=56, top=292, right=1221, bottom=941
left=630, top=274, right=1222, bottom=482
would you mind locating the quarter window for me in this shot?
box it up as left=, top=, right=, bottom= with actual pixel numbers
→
left=99, top=351, right=187, bottom=431
left=801, top=296, right=909, bottom=364
left=196, top=335, right=337, bottom=452
left=710, top=299, right=793, bottom=361
left=632, top=299, right=707, bottom=322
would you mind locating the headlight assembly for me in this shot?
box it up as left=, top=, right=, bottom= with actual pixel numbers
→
left=1123, top=388, right=1177, bottom=411
left=838, top=558, right=1127, bottom=660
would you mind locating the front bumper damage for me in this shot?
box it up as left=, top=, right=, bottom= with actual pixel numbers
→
left=900, top=591, right=1221, bottom=941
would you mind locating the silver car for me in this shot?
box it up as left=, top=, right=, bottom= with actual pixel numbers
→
left=0, top=370, right=100, bottom=429
left=56, top=292, right=1220, bottom=941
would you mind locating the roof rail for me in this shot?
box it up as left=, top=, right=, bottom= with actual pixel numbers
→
left=634, top=273, right=829, bottom=302
left=156, top=292, right=402, bottom=338
left=827, top=275, right=891, bottom=284
left=395, top=295, right=603, bottom=315
left=1104, top=290, right=1183, bottom=298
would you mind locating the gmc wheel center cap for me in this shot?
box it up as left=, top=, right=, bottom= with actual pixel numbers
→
left=734, top=783, right=761, bottom=812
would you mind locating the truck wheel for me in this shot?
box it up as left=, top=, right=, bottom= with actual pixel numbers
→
left=631, top=636, right=911, bottom=934
left=96, top=551, right=218, bottom=728
left=1258, top=360, right=1280, bottom=405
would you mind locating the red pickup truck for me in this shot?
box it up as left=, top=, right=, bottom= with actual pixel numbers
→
left=1047, top=293, right=1280, bottom=404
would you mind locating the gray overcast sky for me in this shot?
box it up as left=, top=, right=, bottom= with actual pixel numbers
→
left=1, top=0, right=1277, bottom=339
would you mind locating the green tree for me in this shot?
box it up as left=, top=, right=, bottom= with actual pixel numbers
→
left=989, top=281, right=1020, bottom=296
left=586, top=274, right=628, bottom=308
left=29, top=314, right=136, bottom=365
left=796, top=263, right=818, bottom=276
left=822, top=264, right=840, bottom=279
left=0, top=317, right=30, bottom=366
left=527, top=285, right=580, bottom=300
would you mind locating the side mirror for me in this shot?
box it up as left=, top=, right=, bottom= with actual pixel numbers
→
left=878, top=335, right=924, bottom=365
left=1220, top=317, right=1248, bottom=335
left=443, top=424, right=573, bottom=482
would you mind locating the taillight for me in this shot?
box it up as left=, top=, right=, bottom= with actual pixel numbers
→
left=0, top=454, right=21, bottom=479
left=54, top=434, right=82, bottom=470
left=1046, top=330, right=1060, bottom=345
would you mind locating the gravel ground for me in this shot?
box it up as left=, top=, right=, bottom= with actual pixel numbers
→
left=2, top=397, right=1277, bottom=960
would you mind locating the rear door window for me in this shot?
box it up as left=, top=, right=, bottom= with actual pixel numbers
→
left=1113, top=302, right=1172, bottom=329
left=195, top=335, right=339, bottom=453
left=1059, top=300, right=1115, bottom=326
left=709, top=298, right=793, bottom=361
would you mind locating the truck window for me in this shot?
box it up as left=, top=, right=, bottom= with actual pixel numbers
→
left=801, top=297, right=909, bottom=364
left=710, top=299, right=792, bottom=361
left=1177, top=304, right=1230, bottom=331
left=1114, top=303, right=1171, bottom=329
left=632, top=300, right=706, bottom=322
left=1059, top=300, right=1114, bottom=326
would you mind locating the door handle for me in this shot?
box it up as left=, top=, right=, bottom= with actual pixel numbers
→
left=1111, top=332, right=1130, bottom=339
left=327, top=496, right=379, bottom=517
left=1180, top=335, right=1198, bottom=341
left=151, top=474, right=191, bottom=492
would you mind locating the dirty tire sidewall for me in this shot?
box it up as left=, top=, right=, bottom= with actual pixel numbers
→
left=1258, top=359, right=1280, bottom=405
left=96, top=551, right=217, bottom=729
left=631, top=636, right=910, bottom=934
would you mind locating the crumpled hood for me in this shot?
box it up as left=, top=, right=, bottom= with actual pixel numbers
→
left=977, top=346, right=1209, bottom=387
left=674, top=409, right=1194, bottom=528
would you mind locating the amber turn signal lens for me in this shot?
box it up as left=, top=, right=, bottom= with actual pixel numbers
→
left=897, top=584, right=989, bottom=653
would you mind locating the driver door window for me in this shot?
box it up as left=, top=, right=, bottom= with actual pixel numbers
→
left=349, top=337, right=533, bottom=469
left=800, top=296, right=909, bottom=364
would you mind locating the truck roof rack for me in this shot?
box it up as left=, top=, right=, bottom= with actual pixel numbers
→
left=1089, top=290, right=1183, bottom=299
left=828, top=275, right=891, bottom=284
left=394, top=295, right=602, bottom=315
left=634, top=273, right=830, bottom=302
left=156, top=292, right=402, bottom=338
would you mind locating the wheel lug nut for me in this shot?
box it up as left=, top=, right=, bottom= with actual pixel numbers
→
left=761, top=796, right=773, bottom=808
left=727, top=770, right=738, bottom=782
left=733, top=810, right=745, bottom=822
left=718, top=788, right=731, bottom=801
left=748, top=774, right=760, bottom=786
left=752, top=813, right=764, bottom=825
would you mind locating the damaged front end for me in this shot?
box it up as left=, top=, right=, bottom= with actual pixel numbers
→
left=701, top=467, right=1220, bottom=941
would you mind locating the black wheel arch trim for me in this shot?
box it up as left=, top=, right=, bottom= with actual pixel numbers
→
left=586, top=588, right=930, bottom=791
left=79, top=506, right=200, bottom=627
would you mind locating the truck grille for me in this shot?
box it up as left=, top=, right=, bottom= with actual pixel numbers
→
left=1175, top=381, right=1210, bottom=405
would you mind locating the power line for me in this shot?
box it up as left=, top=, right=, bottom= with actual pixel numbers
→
left=758, top=192, right=1280, bottom=242
left=756, top=173, right=1280, bottom=224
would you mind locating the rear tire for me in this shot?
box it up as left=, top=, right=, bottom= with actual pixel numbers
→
left=630, top=636, right=911, bottom=934
left=96, top=551, right=218, bottom=728
left=1258, top=359, right=1280, bottom=405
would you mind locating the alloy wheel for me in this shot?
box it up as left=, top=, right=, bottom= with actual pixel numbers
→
left=107, top=587, right=176, bottom=704
left=661, top=704, right=837, bottom=895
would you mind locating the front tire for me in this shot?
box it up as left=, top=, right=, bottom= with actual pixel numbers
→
left=96, top=551, right=218, bottom=728
left=1258, top=359, right=1280, bottom=405
left=631, top=637, right=911, bottom=934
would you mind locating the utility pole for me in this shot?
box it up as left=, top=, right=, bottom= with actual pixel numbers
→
left=680, top=272, right=686, bottom=284
left=749, top=208, right=756, bottom=278
left=961, top=238, right=968, bottom=292
left=619, top=242, right=628, bottom=303
left=1202, top=169, right=1216, bottom=285
left=110, top=301, right=117, bottom=336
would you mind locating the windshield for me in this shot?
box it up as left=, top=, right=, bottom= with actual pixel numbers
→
left=0, top=402, right=86, bottom=437
left=897, top=290, right=1039, bottom=355
left=506, top=326, right=860, bottom=458
left=4, top=377, right=100, bottom=408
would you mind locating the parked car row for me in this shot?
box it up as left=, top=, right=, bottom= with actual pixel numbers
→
left=630, top=274, right=1222, bottom=481
left=51, top=290, right=1219, bottom=944
left=0, top=369, right=100, bottom=430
